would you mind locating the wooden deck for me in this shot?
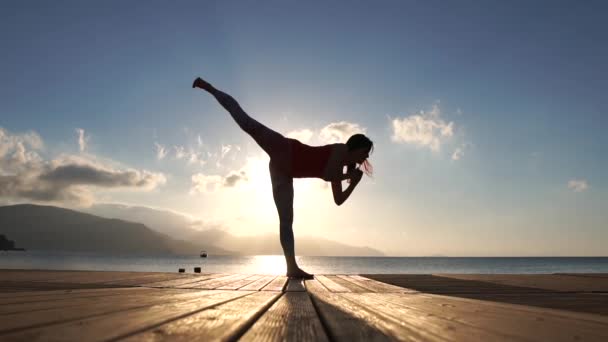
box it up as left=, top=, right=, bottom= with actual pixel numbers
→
left=1, top=270, right=607, bottom=341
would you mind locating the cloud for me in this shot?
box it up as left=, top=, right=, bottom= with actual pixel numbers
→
left=221, top=144, right=232, bottom=159
left=154, top=142, right=167, bottom=160
left=170, top=144, right=206, bottom=166
left=391, top=104, right=454, bottom=151
left=287, top=129, right=314, bottom=144
left=190, top=170, right=247, bottom=194
left=567, top=179, right=588, bottom=192
left=451, top=147, right=464, bottom=161
left=319, top=121, right=366, bottom=144
left=0, top=127, right=43, bottom=159
left=76, top=128, right=89, bottom=152
left=174, top=145, right=186, bottom=159
left=1, top=127, right=166, bottom=206
left=41, top=157, right=165, bottom=189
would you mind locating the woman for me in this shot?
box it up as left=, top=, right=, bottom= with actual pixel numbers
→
left=193, top=77, right=373, bottom=279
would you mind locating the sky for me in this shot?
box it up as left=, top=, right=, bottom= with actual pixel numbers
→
left=1, top=1, right=607, bottom=256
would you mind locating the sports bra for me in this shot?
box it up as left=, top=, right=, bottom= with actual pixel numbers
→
left=289, top=139, right=333, bottom=178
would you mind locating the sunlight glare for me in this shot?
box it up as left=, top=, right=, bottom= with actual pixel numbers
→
left=251, top=255, right=285, bottom=275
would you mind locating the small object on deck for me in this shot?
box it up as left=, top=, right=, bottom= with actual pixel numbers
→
left=200, top=250, right=208, bottom=258
left=178, top=268, right=185, bottom=273
left=194, top=267, right=201, bottom=273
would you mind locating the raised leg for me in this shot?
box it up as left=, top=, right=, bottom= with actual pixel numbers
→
left=193, top=77, right=288, bottom=160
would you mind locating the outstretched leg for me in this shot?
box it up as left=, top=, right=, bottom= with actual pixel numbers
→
left=269, top=162, right=313, bottom=279
left=193, top=77, right=289, bottom=165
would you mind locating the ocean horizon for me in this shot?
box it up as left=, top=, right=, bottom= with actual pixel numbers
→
left=2, top=251, right=607, bottom=274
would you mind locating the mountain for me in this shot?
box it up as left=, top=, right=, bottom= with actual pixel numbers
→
left=85, top=203, right=202, bottom=240
left=0, top=204, right=225, bottom=255
left=87, top=203, right=385, bottom=256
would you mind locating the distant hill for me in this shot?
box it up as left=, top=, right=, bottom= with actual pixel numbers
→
left=0, top=204, right=227, bottom=256
left=87, top=203, right=385, bottom=256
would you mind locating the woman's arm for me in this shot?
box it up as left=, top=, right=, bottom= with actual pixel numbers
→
left=331, top=169, right=363, bottom=206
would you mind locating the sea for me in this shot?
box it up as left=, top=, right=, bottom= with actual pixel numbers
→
left=1, top=251, right=608, bottom=274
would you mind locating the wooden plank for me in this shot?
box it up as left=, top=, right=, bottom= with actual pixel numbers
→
left=305, top=279, right=411, bottom=341
left=140, top=274, right=222, bottom=288
left=191, top=274, right=252, bottom=290
left=315, top=275, right=350, bottom=293
left=323, top=275, right=368, bottom=293
left=0, top=270, right=97, bottom=282
left=239, top=275, right=277, bottom=291
left=240, top=292, right=329, bottom=342
left=350, top=292, right=608, bottom=342
left=169, top=274, right=236, bottom=288
left=101, top=273, right=185, bottom=286
left=0, top=288, right=164, bottom=314
left=339, top=275, right=415, bottom=293
left=1, top=291, right=253, bottom=341
left=261, top=276, right=288, bottom=292
left=362, top=274, right=549, bottom=294
left=467, top=292, right=608, bottom=316
left=286, top=278, right=306, bottom=292
left=36, top=271, right=159, bottom=285
left=0, top=288, right=225, bottom=333
left=217, top=274, right=265, bottom=290
left=413, top=292, right=608, bottom=325
left=341, top=292, right=521, bottom=342
left=123, top=291, right=281, bottom=341
left=0, top=287, right=147, bottom=304
left=436, top=274, right=608, bottom=292
left=171, top=274, right=241, bottom=289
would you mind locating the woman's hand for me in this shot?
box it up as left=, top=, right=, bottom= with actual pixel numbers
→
left=351, top=168, right=363, bottom=183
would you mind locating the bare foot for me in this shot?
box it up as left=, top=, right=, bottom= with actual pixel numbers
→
left=192, top=77, right=212, bottom=91
left=286, top=268, right=314, bottom=280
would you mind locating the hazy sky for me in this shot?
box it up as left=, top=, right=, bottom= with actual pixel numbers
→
left=1, top=1, right=607, bottom=256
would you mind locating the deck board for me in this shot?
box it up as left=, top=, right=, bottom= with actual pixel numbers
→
left=261, top=276, right=288, bottom=292
left=187, top=274, right=251, bottom=289
left=122, top=291, right=280, bottom=341
left=338, top=275, right=415, bottom=293
left=240, top=292, right=329, bottom=341
left=239, top=275, right=278, bottom=291
left=140, top=273, right=219, bottom=288
left=1, top=291, right=252, bottom=341
left=324, top=275, right=369, bottom=293
left=217, top=274, right=265, bottom=290
left=286, top=278, right=306, bottom=292
left=305, top=279, right=418, bottom=341
left=315, top=275, right=351, bottom=292
left=1, top=269, right=607, bottom=341
left=348, top=292, right=608, bottom=341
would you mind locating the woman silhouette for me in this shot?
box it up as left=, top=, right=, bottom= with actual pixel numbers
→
left=193, top=77, right=373, bottom=279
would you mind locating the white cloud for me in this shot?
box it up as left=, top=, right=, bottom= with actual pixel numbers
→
left=568, top=179, right=588, bottom=192
left=166, top=144, right=206, bottom=166
left=1, top=126, right=166, bottom=206
left=391, top=104, right=454, bottom=151
left=287, top=129, right=314, bottom=144
left=451, top=147, right=464, bottom=161
left=76, top=128, right=89, bottom=152
left=319, top=121, right=366, bottom=144
left=221, top=144, right=232, bottom=159
left=154, top=142, right=167, bottom=160
left=187, top=148, right=205, bottom=166
left=174, top=145, right=186, bottom=159
left=190, top=170, right=247, bottom=194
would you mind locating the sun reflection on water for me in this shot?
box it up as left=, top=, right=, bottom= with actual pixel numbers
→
left=249, top=255, right=286, bottom=275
